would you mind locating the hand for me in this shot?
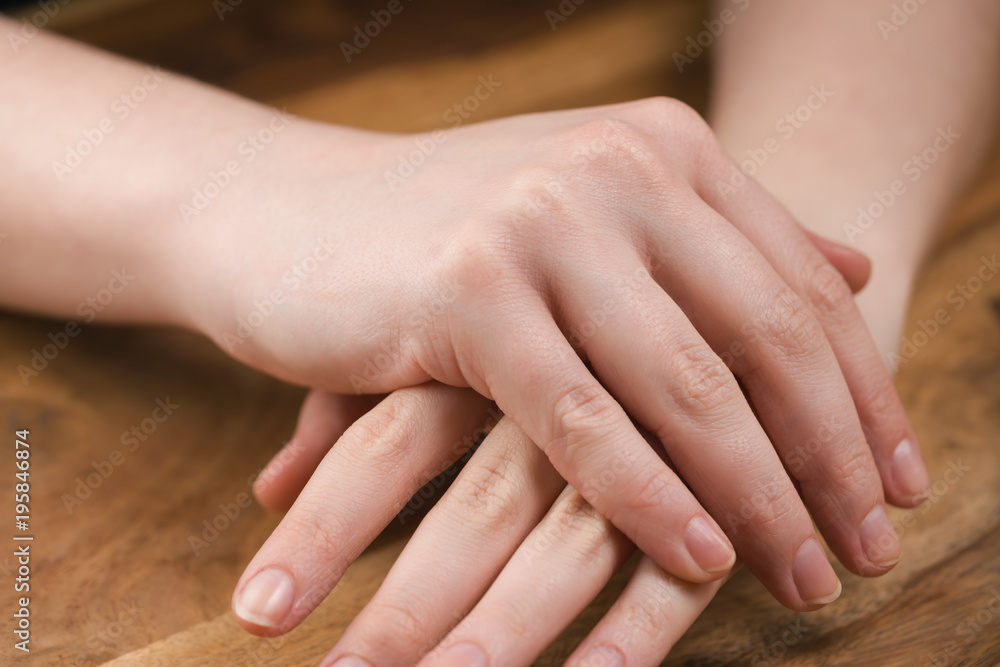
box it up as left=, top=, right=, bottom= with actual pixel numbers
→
left=233, top=233, right=874, bottom=655
left=241, top=383, right=730, bottom=665
left=197, top=97, right=928, bottom=617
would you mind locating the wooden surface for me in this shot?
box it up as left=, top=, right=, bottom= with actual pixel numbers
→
left=2, top=0, right=1000, bottom=665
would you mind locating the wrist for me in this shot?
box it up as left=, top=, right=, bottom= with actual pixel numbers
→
left=169, top=115, right=387, bottom=358
left=133, top=108, right=295, bottom=338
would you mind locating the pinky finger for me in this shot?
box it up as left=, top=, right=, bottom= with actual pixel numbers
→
left=566, top=557, right=736, bottom=667
left=253, top=390, right=381, bottom=513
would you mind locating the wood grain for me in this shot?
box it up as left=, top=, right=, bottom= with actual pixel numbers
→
left=1, top=0, right=999, bottom=665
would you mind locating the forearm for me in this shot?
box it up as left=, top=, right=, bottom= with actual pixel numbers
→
left=709, top=0, right=1000, bottom=355
left=0, top=18, right=352, bottom=331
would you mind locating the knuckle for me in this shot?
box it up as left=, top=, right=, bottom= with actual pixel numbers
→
left=566, top=117, right=627, bottom=147
left=554, top=490, right=611, bottom=536
left=497, top=164, right=575, bottom=237
left=620, top=97, right=720, bottom=186
left=554, top=118, right=671, bottom=194
left=362, top=597, right=436, bottom=653
left=739, top=480, right=803, bottom=534
left=664, top=343, right=739, bottom=415
left=341, top=395, right=419, bottom=474
left=629, top=96, right=712, bottom=145
left=446, top=453, right=524, bottom=535
left=544, top=491, right=617, bottom=564
left=755, top=288, right=826, bottom=358
left=853, top=365, right=900, bottom=423
left=620, top=585, right=671, bottom=643
left=281, top=504, right=351, bottom=559
left=824, top=447, right=878, bottom=501
left=590, top=119, right=659, bottom=167
left=802, top=258, right=857, bottom=319
left=439, top=228, right=514, bottom=300
left=549, top=383, right=621, bottom=463
left=621, top=467, right=678, bottom=518
left=496, top=598, right=534, bottom=641
left=630, top=96, right=702, bottom=127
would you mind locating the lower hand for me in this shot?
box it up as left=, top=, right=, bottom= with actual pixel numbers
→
left=241, top=383, right=729, bottom=665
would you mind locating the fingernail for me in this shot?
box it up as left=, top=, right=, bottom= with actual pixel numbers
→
left=792, top=538, right=842, bottom=606
left=575, top=645, right=624, bottom=667
left=684, top=516, right=735, bottom=575
left=431, top=643, right=487, bottom=667
left=860, top=504, right=900, bottom=568
left=892, top=438, right=930, bottom=501
left=234, top=568, right=295, bottom=628
left=325, top=656, right=373, bottom=667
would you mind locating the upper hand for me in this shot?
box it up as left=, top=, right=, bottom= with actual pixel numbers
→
left=190, top=97, right=928, bottom=611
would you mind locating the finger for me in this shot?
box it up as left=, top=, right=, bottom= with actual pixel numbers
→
left=697, top=145, right=929, bottom=510
left=232, top=384, right=493, bottom=636
left=254, top=390, right=381, bottom=513
left=640, top=196, right=897, bottom=582
left=559, top=250, right=840, bottom=610
left=320, top=417, right=565, bottom=666
left=419, top=486, right=635, bottom=667
left=566, top=557, right=735, bottom=667
left=461, top=297, right=735, bottom=585
left=803, top=229, right=871, bottom=294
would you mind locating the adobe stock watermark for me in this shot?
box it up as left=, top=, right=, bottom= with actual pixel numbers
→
left=347, top=276, right=464, bottom=393
left=503, top=119, right=628, bottom=234
left=61, top=397, right=180, bottom=514
left=221, top=234, right=337, bottom=352
left=383, top=74, right=502, bottom=191
left=241, top=634, right=291, bottom=667
left=213, top=0, right=244, bottom=21
left=86, top=599, right=144, bottom=651
left=179, top=109, right=292, bottom=224
left=572, top=447, right=638, bottom=519
left=6, top=0, right=71, bottom=53
left=878, top=0, right=932, bottom=41
left=887, top=254, right=998, bottom=372
left=76, top=267, right=134, bottom=323
left=844, top=126, right=959, bottom=244
left=926, top=588, right=1000, bottom=667
left=190, top=437, right=314, bottom=556
left=51, top=67, right=168, bottom=182
left=396, top=405, right=503, bottom=525
left=721, top=419, right=836, bottom=533
left=714, top=286, right=819, bottom=376
left=544, top=0, right=587, bottom=31
left=672, top=0, right=753, bottom=73
left=339, top=0, right=413, bottom=63
left=16, top=267, right=134, bottom=385
left=251, top=438, right=306, bottom=496
left=890, top=457, right=969, bottom=544
left=15, top=320, right=81, bottom=386
left=521, top=489, right=611, bottom=567
left=717, top=84, right=834, bottom=199
left=188, top=486, right=255, bottom=556
left=847, top=456, right=970, bottom=586
left=749, top=618, right=810, bottom=666
left=557, top=259, right=664, bottom=361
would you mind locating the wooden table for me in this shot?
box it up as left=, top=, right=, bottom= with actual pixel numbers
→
left=2, top=0, right=999, bottom=664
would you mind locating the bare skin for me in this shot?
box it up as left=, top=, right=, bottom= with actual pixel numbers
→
left=249, top=1, right=1000, bottom=665
left=1, top=14, right=919, bottom=616
left=2, top=0, right=997, bottom=663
